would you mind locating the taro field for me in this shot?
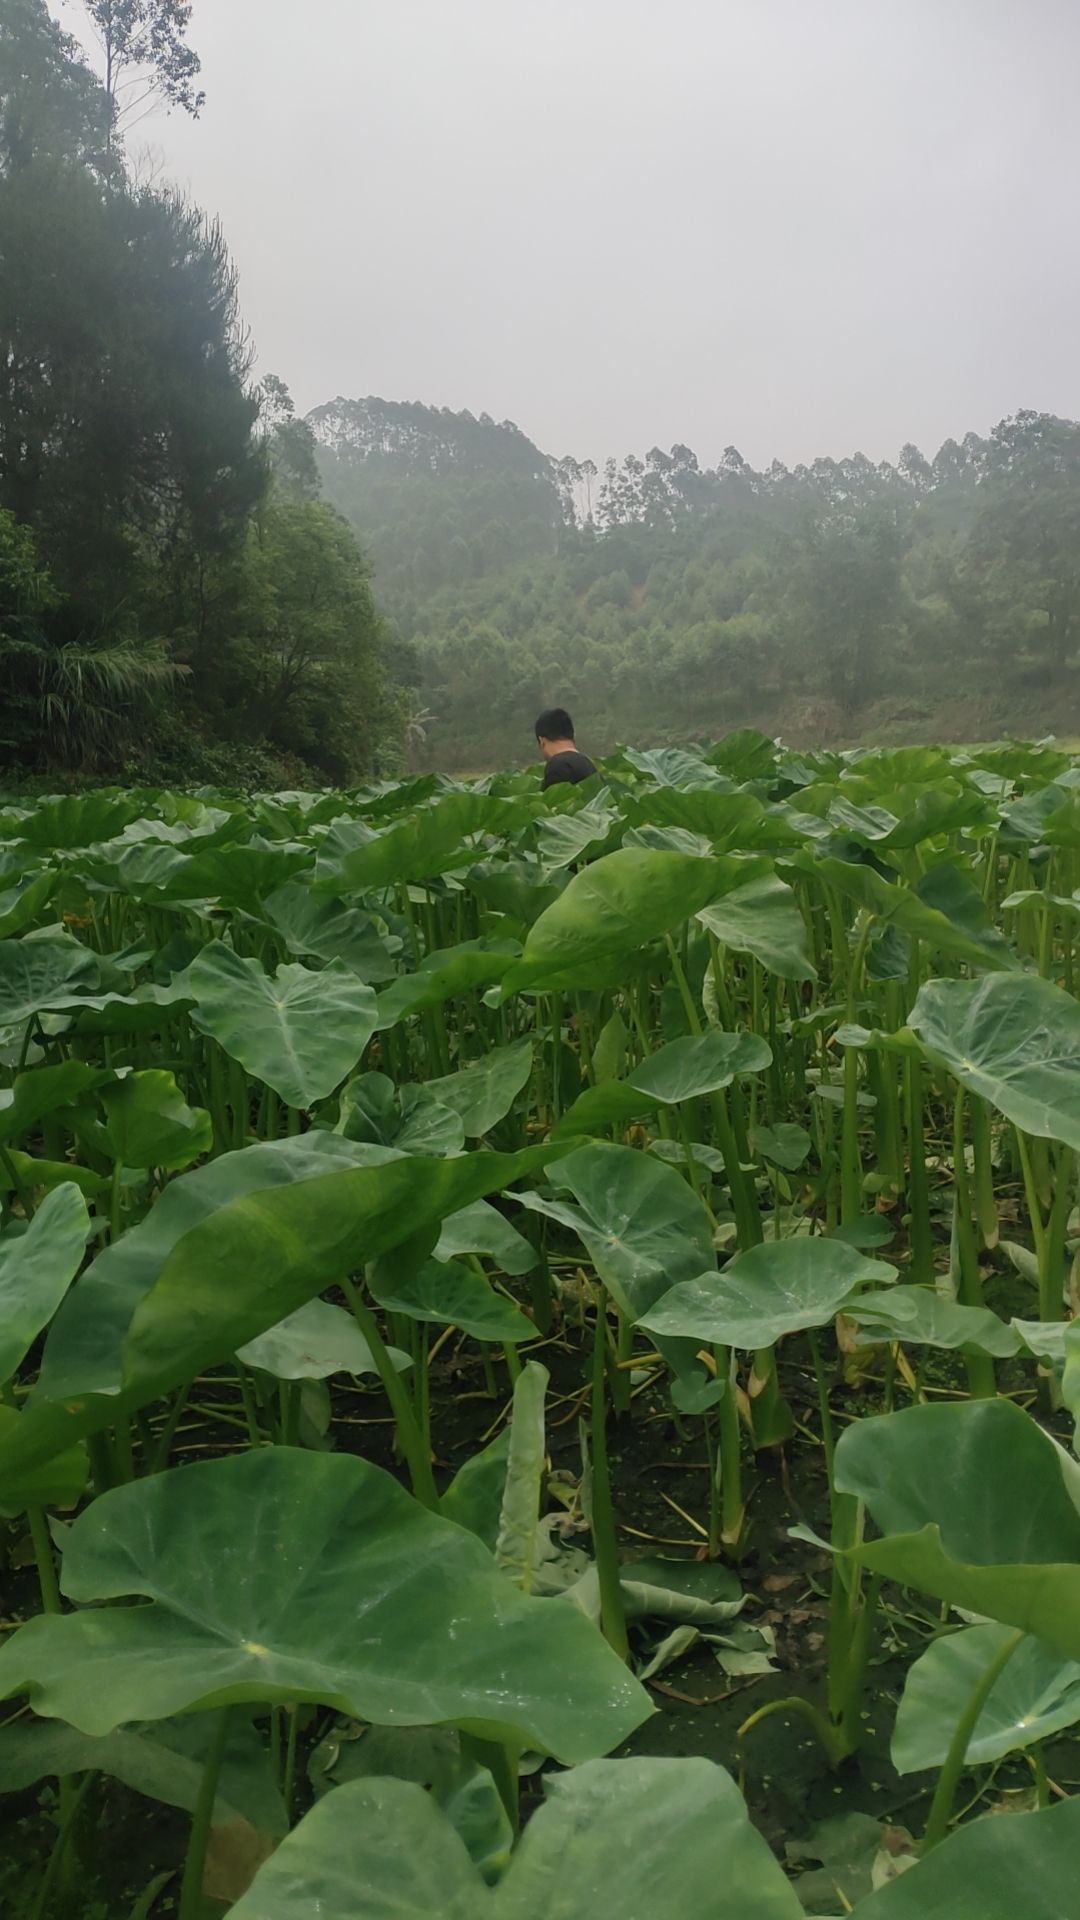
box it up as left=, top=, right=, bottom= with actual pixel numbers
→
left=2, top=734, right=1080, bottom=1919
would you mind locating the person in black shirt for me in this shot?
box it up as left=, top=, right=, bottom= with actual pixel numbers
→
left=535, top=708, right=598, bottom=789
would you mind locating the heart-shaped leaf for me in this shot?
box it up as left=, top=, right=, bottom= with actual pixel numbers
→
left=100, top=1070, right=212, bottom=1170
left=893, top=1624, right=1080, bottom=1773
left=503, top=851, right=770, bottom=993
left=641, top=1238, right=895, bottom=1347
left=229, top=1759, right=804, bottom=1919
left=236, top=1299, right=408, bottom=1381
left=523, top=1142, right=715, bottom=1322
left=188, top=945, right=379, bottom=1108
left=696, top=871, right=817, bottom=979
left=843, top=1287, right=1021, bottom=1358
left=424, top=1040, right=534, bottom=1137
left=907, top=973, right=1080, bottom=1149
left=369, top=1255, right=533, bottom=1343
left=851, top=1798, right=1080, bottom=1919
left=0, top=1711, right=286, bottom=1833
left=0, top=1062, right=109, bottom=1147
left=556, top=1030, right=770, bottom=1139
left=0, top=1448, right=649, bottom=1762
left=835, top=1399, right=1080, bottom=1662
left=0, top=1182, right=90, bottom=1383
left=374, top=941, right=521, bottom=1029
left=0, top=932, right=102, bottom=1027
left=434, top=1200, right=537, bottom=1275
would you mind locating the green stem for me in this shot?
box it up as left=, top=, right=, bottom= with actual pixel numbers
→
left=1041, top=1146, right=1074, bottom=1322
left=808, top=1332, right=835, bottom=1495
left=923, top=1630, right=1026, bottom=1850
left=952, top=1088, right=996, bottom=1399
left=282, top=1705, right=300, bottom=1822
left=904, top=1054, right=934, bottom=1284
left=590, top=1292, right=628, bottom=1660
left=150, top=1385, right=192, bottom=1473
left=27, top=1505, right=62, bottom=1615
left=969, top=1097, right=999, bottom=1251
left=342, top=1276, right=438, bottom=1509
left=178, top=1707, right=230, bottom=1920
left=28, top=1770, right=96, bottom=1920
left=235, top=1365, right=264, bottom=1448
left=739, top=1692, right=849, bottom=1769
left=715, top=1346, right=744, bottom=1549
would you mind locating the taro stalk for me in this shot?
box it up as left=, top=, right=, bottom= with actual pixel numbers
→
left=640, top=1235, right=896, bottom=1764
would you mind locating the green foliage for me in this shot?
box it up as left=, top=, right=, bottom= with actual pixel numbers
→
left=7, top=748, right=1080, bottom=1912
left=0, top=0, right=404, bottom=785
left=315, top=397, right=1080, bottom=769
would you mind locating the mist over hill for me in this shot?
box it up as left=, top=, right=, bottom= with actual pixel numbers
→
left=312, top=396, right=1080, bottom=771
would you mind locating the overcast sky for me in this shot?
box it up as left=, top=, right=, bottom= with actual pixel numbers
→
left=67, top=0, right=1080, bottom=469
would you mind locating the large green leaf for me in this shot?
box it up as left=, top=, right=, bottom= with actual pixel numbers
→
left=843, top=1286, right=1021, bottom=1358
left=0, top=1151, right=105, bottom=1198
left=914, top=861, right=1014, bottom=966
left=464, top=857, right=568, bottom=927
left=632, top=786, right=766, bottom=849
left=535, top=798, right=619, bottom=871
left=236, top=1299, right=409, bottom=1381
left=852, top=1799, right=1080, bottom=1919
left=0, top=931, right=102, bottom=1027
left=555, top=1030, right=770, bottom=1138
left=640, top=1238, right=895, bottom=1348
left=100, top=1069, right=212, bottom=1171
left=906, top=973, right=1080, bottom=1149
left=798, top=857, right=1018, bottom=971
left=0, top=1449, right=648, bottom=1762
left=0, top=871, right=55, bottom=938
left=314, top=792, right=535, bottom=893
left=230, top=1758, right=804, bottom=1919
left=434, top=1200, right=538, bottom=1275
left=187, top=943, right=379, bottom=1107
left=11, top=792, right=145, bottom=849
left=0, top=1135, right=564, bottom=1486
left=0, top=1181, right=90, bottom=1382
left=339, top=1073, right=465, bottom=1155
left=835, top=1399, right=1080, bottom=1662
left=632, top=1029, right=771, bottom=1103
left=263, top=881, right=402, bottom=980
left=0, top=1061, right=108, bottom=1147
left=424, top=1039, right=534, bottom=1137
left=369, top=1254, right=533, bottom=1342
left=374, top=940, right=521, bottom=1028
left=523, top=1142, right=715, bottom=1321
left=0, top=1405, right=86, bottom=1516
left=696, top=872, right=816, bottom=979
left=0, top=1711, right=286, bottom=1833
left=892, top=1623, right=1080, bottom=1773
left=502, top=850, right=771, bottom=993
left=154, top=841, right=311, bottom=910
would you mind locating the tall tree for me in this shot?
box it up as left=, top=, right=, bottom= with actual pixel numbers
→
left=75, top=0, right=204, bottom=128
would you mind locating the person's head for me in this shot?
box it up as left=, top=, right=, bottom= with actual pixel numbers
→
left=535, top=707, right=576, bottom=759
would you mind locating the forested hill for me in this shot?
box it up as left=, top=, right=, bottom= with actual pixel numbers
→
left=313, top=397, right=1080, bottom=772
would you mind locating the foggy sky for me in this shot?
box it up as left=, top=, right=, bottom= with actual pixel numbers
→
left=73, top=0, right=1080, bottom=470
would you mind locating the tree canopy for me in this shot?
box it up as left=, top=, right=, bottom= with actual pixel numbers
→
left=0, top=0, right=402, bottom=785
left=315, top=397, right=1080, bottom=770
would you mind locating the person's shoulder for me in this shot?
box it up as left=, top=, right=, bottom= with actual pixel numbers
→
left=542, top=754, right=575, bottom=786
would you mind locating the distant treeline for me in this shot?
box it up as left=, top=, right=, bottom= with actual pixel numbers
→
left=1, top=0, right=405, bottom=786
left=313, top=395, right=1080, bottom=770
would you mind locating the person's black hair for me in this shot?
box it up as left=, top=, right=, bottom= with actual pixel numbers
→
left=535, top=707, right=575, bottom=742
